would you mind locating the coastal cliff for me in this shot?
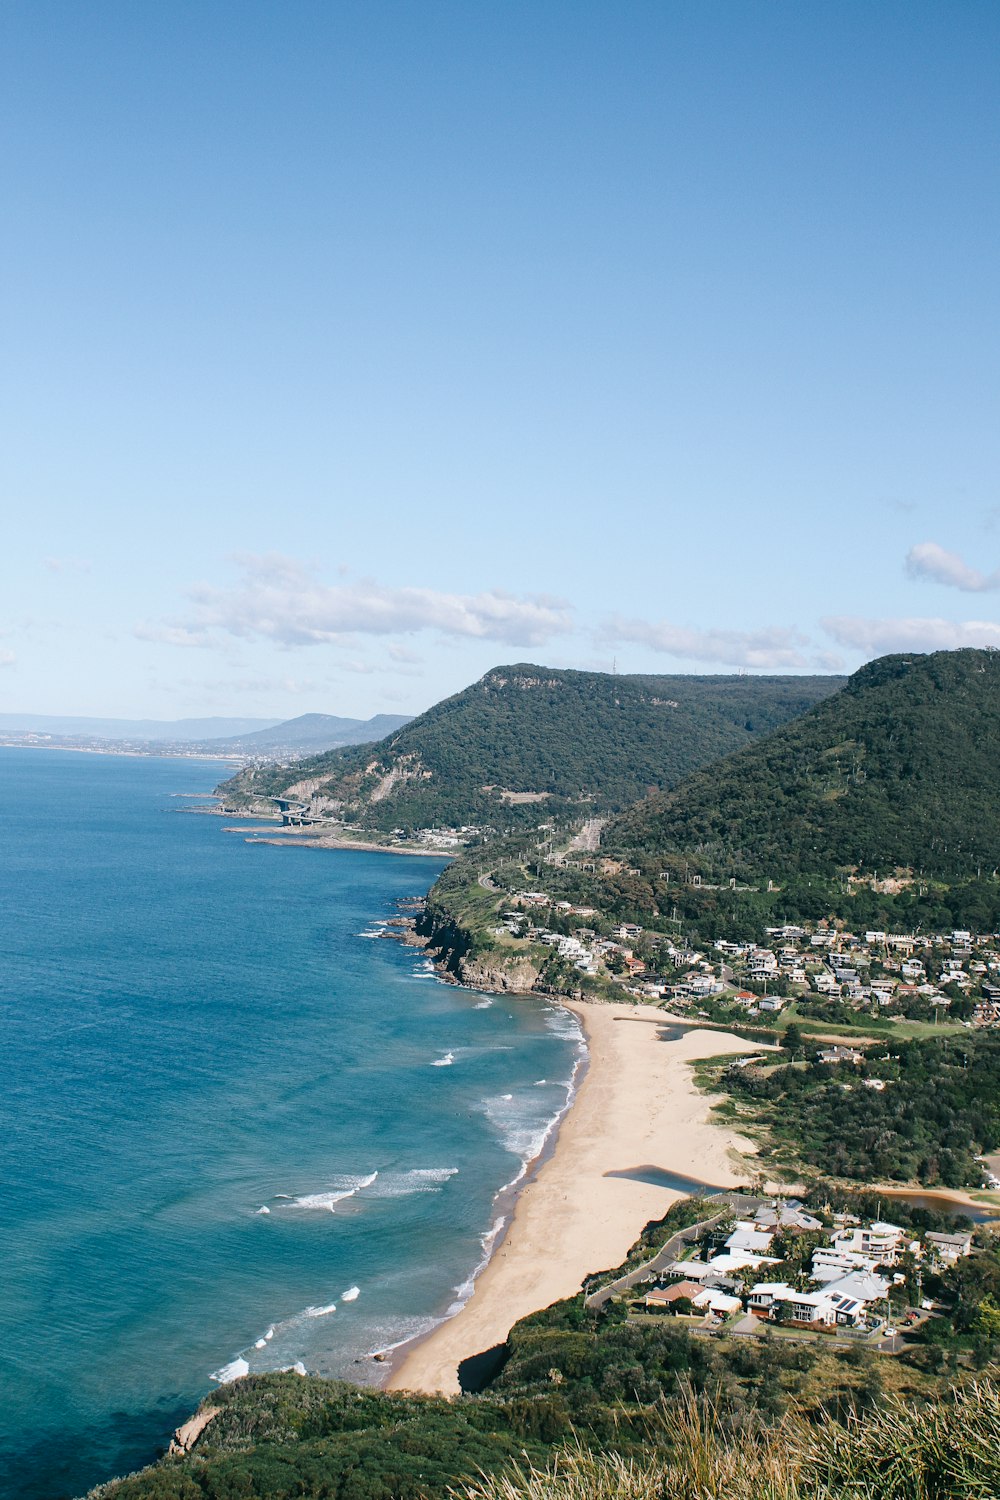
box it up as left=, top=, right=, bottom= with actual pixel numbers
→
left=416, top=901, right=542, bottom=994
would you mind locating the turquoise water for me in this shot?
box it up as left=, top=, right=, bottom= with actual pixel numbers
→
left=0, top=749, right=582, bottom=1499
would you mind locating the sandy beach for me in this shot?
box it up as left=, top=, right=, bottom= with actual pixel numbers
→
left=387, top=1001, right=765, bottom=1396
left=229, top=825, right=456, bottom=858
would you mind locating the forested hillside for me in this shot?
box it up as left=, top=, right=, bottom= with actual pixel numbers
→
left=610, top=649, right=1000, bottom=883
left=218, top=665, right=841, bottom=834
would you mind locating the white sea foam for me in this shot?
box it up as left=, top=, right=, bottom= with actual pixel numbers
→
left=265, top=1326, right=274, bottom=1340
left=254, top=1205, right=270, bottom=1215
left=544, top=1005, right=586, bottom=1046
left=289, top=1171, right=378, bottom=1212
left=479, top=1051, right=584, bottom=1187
left=446, top=1213, right=507, bottom=1315
left=254, top=1337, right=267, bottom=1348
left=534, top=1079, right=547, bottom=1086
left=431, top=1051, right=455, bottom=1067
left=368, top=1167, right=458, bottom=1197
left=304, top=1303, right=337, bottom=1317
left=210, top=1357, right=250, bottom=1384
left=367, top=1316, right=443, bottom=1361
left=341, top=1285, right=360, bottom=1302
left=479, top=1092, right=554, bottom=1167
left=473, top=998, right=493, bottom=1009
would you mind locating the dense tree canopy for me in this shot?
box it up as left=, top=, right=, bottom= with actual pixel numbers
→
left=610, top=650, right=1000, bottom=883
left=218, top=664, right=840, bottom=833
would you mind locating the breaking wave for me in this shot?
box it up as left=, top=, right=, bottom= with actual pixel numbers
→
left=367, top=1167, right=458, bottom=1198
left=287, top=1171, right=379, bottom=1212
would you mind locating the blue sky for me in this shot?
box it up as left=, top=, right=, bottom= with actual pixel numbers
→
left=2, top=1, right=999, bottom=719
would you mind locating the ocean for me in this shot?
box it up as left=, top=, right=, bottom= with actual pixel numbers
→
left=0, top=749, right=583, bottom=1499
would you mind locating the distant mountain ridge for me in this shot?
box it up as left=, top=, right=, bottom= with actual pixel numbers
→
left=196, top=713, right=412, bottom=756
left=0, top=710, right=412, bottom=759
left=0, top=713, right=281, bottom=741
left=609, top=648, right=1000, bottom=882
left=218, top=663, right=844, bottom=832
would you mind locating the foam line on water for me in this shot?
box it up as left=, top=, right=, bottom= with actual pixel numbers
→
left=287, top=1170, right=378, bottom=1212
left=367, top=1167, right=458, bottom=1198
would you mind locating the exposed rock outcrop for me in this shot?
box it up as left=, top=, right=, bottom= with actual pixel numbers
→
left=455, top=953, right=541, bottom=993
left=168, top=1405, right=220, bottom=1456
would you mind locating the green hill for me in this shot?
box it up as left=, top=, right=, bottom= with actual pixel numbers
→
left=217, top=664, right=841, bottom=834
left=610, top=648, right=1000, bottom=883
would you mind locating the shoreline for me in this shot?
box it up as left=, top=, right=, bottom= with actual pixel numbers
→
left=385, top=1000, right=766, bottom=1396
left=876, top=1183, right=1000, bottom=1220
left=0, top=741, right=241, bottom=764
left=240, top=829, right=456, bottom=858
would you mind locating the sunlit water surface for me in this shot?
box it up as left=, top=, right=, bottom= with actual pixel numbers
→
left=0, top=749, right=582, bottom=1498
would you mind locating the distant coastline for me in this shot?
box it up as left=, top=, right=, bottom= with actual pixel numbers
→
left=0, top=740, right=242, bottom=764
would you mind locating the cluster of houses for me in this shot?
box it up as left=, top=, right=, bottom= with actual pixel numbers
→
left=498, top=894, right=1000, bottom=1027
left=705, top=925, right=1000, bottom=1024
left=500, top=895, right=727, bottom=993
left=641, top=1204, right=973, bottom=1333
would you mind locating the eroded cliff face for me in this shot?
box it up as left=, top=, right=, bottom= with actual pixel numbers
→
left=453, top=953, right=541, bottom=993
left=417, top=905, right=541, bottom=995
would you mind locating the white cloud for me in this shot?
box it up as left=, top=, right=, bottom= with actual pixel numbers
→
left=134, top=623, right=211, bottom=648
left=822, top=615, right=1000, bottom=654
left=388, top=642, right=423, bottom=664
left=340, top=657, right=423, bottom=677
left=811, top=650, right=847, bottom=673
left=0, top=649, right=15, bottom=667
left=43, top=556, right=92, bottom=574
left=176, top=675, right=325, bottom=696
left=143, top=555, right=572, bottom=650
left=602, top=615, right=811, bottom=670
left=905, top=541, right=1000, bottom=592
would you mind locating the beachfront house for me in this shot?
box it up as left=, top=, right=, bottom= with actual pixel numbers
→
left=818, top=1045, right=865, bottom=1066
left=829, top=1221, right=910, bottom=1264
left=756, top=1287, right=865, bottom=1329
left=693, top=1287, right=743, bottom=1317
left=925, top=1231, right=974, bottom=1265
left=644, top=1280, right=704, bottom=1311
left=724, top=1223, right=775, bottom=1255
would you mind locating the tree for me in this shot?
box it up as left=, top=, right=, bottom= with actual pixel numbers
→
left=976, top=1295, right=1000, bottom=1340
left=783, top=1023, right=804, bottom=1055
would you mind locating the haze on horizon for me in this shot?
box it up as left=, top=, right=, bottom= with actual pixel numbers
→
left=1, top=1, right=998, bottom=723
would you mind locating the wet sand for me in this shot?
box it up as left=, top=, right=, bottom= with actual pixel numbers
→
left=387, top=1001, right=765, bottom=1395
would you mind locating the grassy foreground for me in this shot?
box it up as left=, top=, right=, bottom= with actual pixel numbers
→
left=464, top=1380, right=1000, bottom=1500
